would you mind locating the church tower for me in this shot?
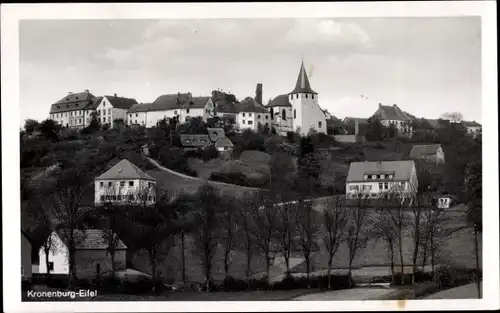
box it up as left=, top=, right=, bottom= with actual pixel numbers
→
left=288, top=59, right=326, bottom=135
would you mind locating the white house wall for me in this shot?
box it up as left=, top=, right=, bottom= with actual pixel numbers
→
left=290, top=93, right=326, bottom=135
left=128, top=111, right=148, bottom=126
left=94, top=178, right=156, bottom=206
left=38, top=232, right=69, bottom=275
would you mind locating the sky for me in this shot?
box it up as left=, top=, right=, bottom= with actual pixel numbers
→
left=19, top=17, right=482, bottom=124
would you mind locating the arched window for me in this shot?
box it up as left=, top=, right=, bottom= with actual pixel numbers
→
left=312, top=94, right=315, bottom=99
left=296, top=94, right=299, bottom=99
left=270, top=107, right=274, bottom=117
left=305, top=94, right=308, bottom=99
left=294, top=109, right=296, bottom=119
left=282, top=109, right=286, bottom=120
left=290, top=95, right=293, bottom=101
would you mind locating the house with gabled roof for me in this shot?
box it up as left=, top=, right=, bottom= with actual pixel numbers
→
left=179, top=134, right=211, bottom=151
left=94, top=159, right=156, bottom=206
left=267, top=60, right=327, bottom=136
left=461, top=120, right=482, bottom=137
left=49, top=90, right=101, bottom=129
left=38, top=229, right=127, bottom=278
left=372, top=103, right=414, bottom=135
left=95, top=94, right=138, bottom=128
left=346, top=160, right=418, bottom=199
left=129, top=93, right=215, bottom=128
left=409, top=144, right=445, bottom=164
left=235, top=95, right=271, bottom=132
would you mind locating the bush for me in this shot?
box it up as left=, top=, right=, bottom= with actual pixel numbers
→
left=202, top=146, right=219, bottom=161
left=434, top=266, right=481, bottom=289
left=273, top=274, right=353, bottom=290
left=209, top=171, right=247, bottom=186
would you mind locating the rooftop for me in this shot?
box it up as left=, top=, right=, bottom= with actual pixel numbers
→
left=95, top=159, right=156, bottom=181
left=55, top=229, right=127, bottom=250
left=103, top=95, right=138, bottom=110
left=347, top=160, right=416, bottom=182
left=289, top=61, right=317, bottom=95
left=409, top=144, right=442, bottom=159
left=373, top=104, right=412, bottom=121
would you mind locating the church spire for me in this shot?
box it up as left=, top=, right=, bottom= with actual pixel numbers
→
left=290, top=58, right=317, bottom=95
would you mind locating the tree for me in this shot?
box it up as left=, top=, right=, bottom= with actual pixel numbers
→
left=191, top=185, right=222, bottom=291
left=39, top=119, right=61, bottom=142
left=409, top=194, right=428, bottom=284
left=24, top=119, right=40, bottom=133
left=177, top=116, right=207, bottom=135
left=42, top=165, right=92, bottom=285
left=126, top=188, right=181, bottom=281
left=464, top=158, right=482, bottom=298
left=274, top=187, right=298, bottom=277
left=98, top=192, right=124, bottom=279
left=440, top=112, right=463, bottom=124
left=294, top=197, right=320, bottom=288
left=386, top=194, right=411, bottom=284
left=238, top=192, right=259, bottom=289
left=322, top=196, right=349, bottom=288
left=365, top=117, right=385, bottom=142
left=220, top=195, right=239, bottom=287
left=345, top=195, right=371, bottom=278
left=87, top=111, right=101, bottom=133
left=372, top=207, right=399, bottom=284
left=248, top=190, right=280, bottom=287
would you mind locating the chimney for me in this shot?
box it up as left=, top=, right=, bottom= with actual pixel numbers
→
left=255, top=83, right=263, bottom=105
left=114, top=93, right=117, bottom=98
left=84, top=89, right=89, bottom=93
left=68, top=92, right=73, bottom=95
left=393, top=104, right=397, bottom=108
left=355, top=119, right=359, bottom=135
left=378, top=103, right=382, bottom=108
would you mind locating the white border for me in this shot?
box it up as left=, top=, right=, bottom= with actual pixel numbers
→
left=2, top=2, right=498, bottom=312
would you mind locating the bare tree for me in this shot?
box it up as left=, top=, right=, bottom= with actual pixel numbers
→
left=43, top=166, right=92, bottom=286
left=190, top=184, right=222, bottom=292
left=440, top=112, right=463, bottom=124
left=220, top=195, right=239, bottom=287
left=238, top=193, right=258, bottom=289
left=248, top=190, right=279, bottom=287
left=386, top=194, right=411, bottom=285
left=321, top=196, right=349, bottom=289
left=409, top=194, right=428, bottom=284
left=294, top=197, right=320, bottom=289
left=274, top=186, right=298, bottom=277
left=371, top=207, right=398, bottom=284
left=345, top=194, right=371, bottom=278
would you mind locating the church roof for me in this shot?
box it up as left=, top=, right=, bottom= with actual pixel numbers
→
left=289, top=61, right=317, bottom=95
left=267, top=94, right=292, bottom=107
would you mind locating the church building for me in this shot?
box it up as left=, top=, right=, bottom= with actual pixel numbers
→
left=267, top=60, right=328, bottom=136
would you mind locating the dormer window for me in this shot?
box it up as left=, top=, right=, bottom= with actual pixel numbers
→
left=389, top=174, right=393, bottom=179
left=186, top=109, right=190, bottom=114
left=363, top=175, right=368, bottom=180
left=381, top=174, right=385, bottom=179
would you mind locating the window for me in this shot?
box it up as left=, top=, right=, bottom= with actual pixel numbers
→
left=282, top=109, right=286, bottom=120
left=117, top=195, right=122, bottom=201
left=318, top=121, right=322, bottom=128
left=248, top=120, right=253, bottom=125
left=312, top=94, right=315, bottom=99
left=242, top=120, right=245, bottom=124
left=294, top=109, right=296, bottom=119
left=258, top=115, right=261, bottom=119
left=108, top=108, right=111, bottom=115
left=296, top=94, right=299, bottom=99
left=243, top=113, right=246, bottom=117
left=371, top=175, right=376, bottom=180
left=100, top=195, right=104, bottom=201
left=306, top=94, right=308, bottom=99
left=389, top=174, right=393, bottom=179
left=120, top=181, right=125, bottom=187
left=148, top=182, right=153, bottom=188
left=266, top=115, right=269, bottom=120
left=381, top=174, right=385, bottom=179
left=174, top=110, right=178, bottom=115
left=148, top=196, right=152, bottom=201
left=129, top=181, right=134, bottom=187
left=112, top=195, right=117, bottom=201
left=379, top=182, right=383, bottom=190
left=349, top=185, right=359, bottom=191
left=363, top=175, right=368, bottom=180
left=135, top=120, right=137, bottom=124
left=290, top=95, right=293, bottom=100
left=103, top=101, right=106, bottom=107
left=401, top=182, right=406, bottom=188
left=136, top=114, right=138, bottom=117
left=384, top=182, right=389, bottom=189
left=186, top=109, right=190, bottom=114
left=249, top=113, right=252, bottom=117
left=108, top=182, right=112, bottom=187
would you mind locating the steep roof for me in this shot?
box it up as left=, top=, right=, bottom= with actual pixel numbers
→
left=95, top=159, right=156, bottom=181
left=180, top=134, right=211, bottom=147
left=236, top=97, right=269, bottom=113
left=181, top=96, right=211, bottom=109
left=103, top=95, right=138, bottom=110
left=50, top=91, right=98, bottom=114
left=149, top=93, right=191, bottom=111
left=344, top=117, right=369, bottom=124
left=373, top=105, right=411, bottom=121
left=267, top=94, right=292, bottom=108
left=347, top=160, right=415, bottom=182
left=462, top=120, right=482, bottom=127
left=128, top=103, right=151, bottom=113
left=214, top=136, right=234, bottom=148
left=409, top=144, right=442, bottom=159
left=290, top=61, right=317, bottom=95
left=87, top=96, right=103, bottom=110
left=213, top=99, right=238, bottom=114
left=55, top=229, right=127, bottom=250
left=207, top=128, right=225, bottom=142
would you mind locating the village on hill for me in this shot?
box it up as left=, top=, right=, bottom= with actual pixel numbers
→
left=20, top=59, right=483, bottom=301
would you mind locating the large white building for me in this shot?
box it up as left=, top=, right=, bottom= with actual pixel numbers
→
left=94, top=94, right=138, bottom=128
left=346, top=160, right=418, bottom=198
left=235, top=97, right=271, bottom=132
left=267, top=61, right=327, bottom=136
left=372, top=103, right=414, bottom=135
left=127, top=93, right=214, bottom=128
left=94, top=159, right=157, bottom=206
left=48, top=90, right=100, bottom=129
